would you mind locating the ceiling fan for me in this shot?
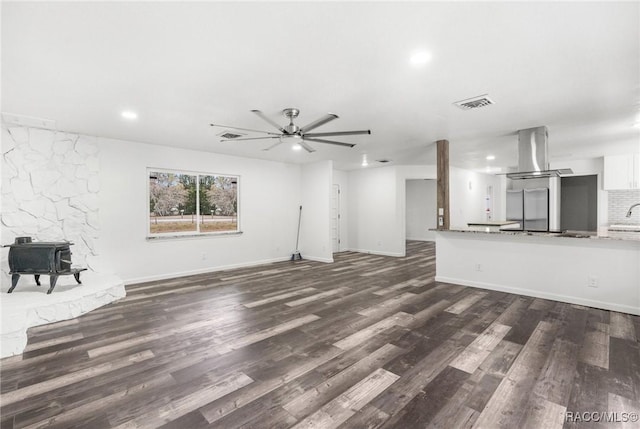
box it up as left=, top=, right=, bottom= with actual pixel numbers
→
left=210, top=108, right=371, bottom=153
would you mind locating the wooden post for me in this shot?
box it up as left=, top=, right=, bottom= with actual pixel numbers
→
left=437, top=139, right=450, bottom=230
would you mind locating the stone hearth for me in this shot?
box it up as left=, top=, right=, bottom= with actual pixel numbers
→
left=0, top=272, right=125, bottom=358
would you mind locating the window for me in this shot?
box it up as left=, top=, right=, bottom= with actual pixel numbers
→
left=148, top=169, right=239, bottom=236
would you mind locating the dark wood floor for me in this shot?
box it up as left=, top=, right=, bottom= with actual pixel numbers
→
left=1, top=241, right=639, bottom=428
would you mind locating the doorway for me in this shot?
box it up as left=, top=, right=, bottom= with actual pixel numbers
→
left=405, top=179, right=437, bottom=241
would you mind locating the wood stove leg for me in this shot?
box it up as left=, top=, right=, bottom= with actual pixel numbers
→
left=47, top=275, right=59, bottom=294
left=74, top=272, right=82, bottom=284
left=8, top=274, right=20, bottom=293
left=35, top=274, right=41, bottom=286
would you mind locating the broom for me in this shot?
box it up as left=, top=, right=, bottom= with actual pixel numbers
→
left=291, top=205, right=303, bottom=261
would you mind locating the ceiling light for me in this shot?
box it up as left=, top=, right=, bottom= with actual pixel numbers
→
left=292, top=144, right=302, bottom=151
left=486, top=155, right=495, bottom=161
left=362, top=160, right=369, bottom=167
left=121, top=110, right=138, bottom=120
left=410, top=51, right=431, bottom=66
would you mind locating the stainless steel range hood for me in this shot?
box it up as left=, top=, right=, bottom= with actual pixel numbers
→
left=506, top=126, right=573, bottom=179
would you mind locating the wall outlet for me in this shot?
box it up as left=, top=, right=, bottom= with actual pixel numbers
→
left=475, top=263, right=482, bottom=272
left=587, top=275, right=598, bottom=288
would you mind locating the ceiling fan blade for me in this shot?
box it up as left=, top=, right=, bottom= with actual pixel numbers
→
left=303, top=130, right=371, bottom=138
left=299, top=113, right=339, bottom=133
left=210, top=123, right=281, bottom=136
left=262, top=141, right=284, bottom=151
left=220, top=136, right=280, bottom=142
left=251, top=110, right=286, bottom=133
left=298, top=141, right=316, bottom=153
left=303, top=137, right=356, bottom=148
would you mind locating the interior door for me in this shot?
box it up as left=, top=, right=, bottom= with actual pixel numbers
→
left=331, top=184, right=340, bottom=252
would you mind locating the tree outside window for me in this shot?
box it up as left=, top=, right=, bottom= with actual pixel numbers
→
left=149, top=170, right=239, bottom=235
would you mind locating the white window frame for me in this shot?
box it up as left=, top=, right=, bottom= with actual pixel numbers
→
left=147, top=167, right=241, bottom=239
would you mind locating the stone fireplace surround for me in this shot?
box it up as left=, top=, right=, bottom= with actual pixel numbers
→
left=1, top=125, right=125, bottom=358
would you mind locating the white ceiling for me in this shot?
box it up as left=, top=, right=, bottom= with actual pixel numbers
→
left=2, top=1, right=639, bottom=171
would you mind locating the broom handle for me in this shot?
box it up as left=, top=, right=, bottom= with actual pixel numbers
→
left=295, top=205, right=302, bottom=250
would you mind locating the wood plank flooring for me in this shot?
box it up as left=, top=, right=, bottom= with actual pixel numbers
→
left=1, top=241, right=639, bottom=428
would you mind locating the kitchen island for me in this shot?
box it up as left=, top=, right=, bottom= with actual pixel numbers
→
left=434, top=227, right=640, bottom=315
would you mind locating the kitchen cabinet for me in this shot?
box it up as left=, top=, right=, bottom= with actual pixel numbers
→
left=604, top=153, right=640, bottom=190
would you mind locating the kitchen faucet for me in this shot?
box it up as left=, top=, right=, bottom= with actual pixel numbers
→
left=626, top=202, right=640, bottom=218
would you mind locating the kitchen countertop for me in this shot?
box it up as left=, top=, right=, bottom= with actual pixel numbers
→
left=433, top=226, right=640, bottom=242
left=466, top=221, right=520, bottom=227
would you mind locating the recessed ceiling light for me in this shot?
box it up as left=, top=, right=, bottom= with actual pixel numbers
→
left=292, top=144, right=302, bottom=151
left=410, top=51, right=431, bottom=66
left=486, top=155, right=495, bottom=161
left=121, top=110, right=138, bottom=120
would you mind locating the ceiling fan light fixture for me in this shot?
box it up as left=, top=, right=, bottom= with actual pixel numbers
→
left=292, top=143, right=302, bottom=151
left=280, top=134, right=302, bottom=142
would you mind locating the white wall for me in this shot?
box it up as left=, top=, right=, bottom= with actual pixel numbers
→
left=436, top=231, right=640, bottom=315
left=333, top=169, right=349, bottom=251
left=450, top=167, right=502, bottom=228
left=99, top=137, right=302, bottom=283
left=300, top=161, right=333, bottom=262
left=347, top=166, right=404, bottom=256
left=405, top=179, right=437, bottom=241
left=346, top=164, right=496, bottom=256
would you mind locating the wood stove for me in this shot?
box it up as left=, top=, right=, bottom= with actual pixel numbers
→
left=4, top=237, right=87, bottom=294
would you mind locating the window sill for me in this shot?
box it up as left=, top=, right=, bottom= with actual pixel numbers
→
left=146, top=231, right=243, bottom=241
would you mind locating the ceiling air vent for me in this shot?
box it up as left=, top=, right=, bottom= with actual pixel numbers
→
left=453, top=94, right=495, bottom=110
left=219, top=132, right=245, bottom=139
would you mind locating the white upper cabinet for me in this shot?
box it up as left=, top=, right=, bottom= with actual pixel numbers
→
left=604, top=154, right=640, bottom=190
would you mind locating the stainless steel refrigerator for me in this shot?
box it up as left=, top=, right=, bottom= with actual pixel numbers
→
left=506, top=188, right=549, bottom=231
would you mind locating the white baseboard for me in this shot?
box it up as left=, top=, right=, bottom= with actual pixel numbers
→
left=302, top=255, right=334, bottom=263
left=124, top=256, right=292, bottom=285
left=347, top=248, right=405, bottom=257
left=435, top=276, right=640, bottom=316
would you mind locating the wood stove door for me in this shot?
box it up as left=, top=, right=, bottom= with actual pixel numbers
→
left=56, top=248, right=72, bottom=272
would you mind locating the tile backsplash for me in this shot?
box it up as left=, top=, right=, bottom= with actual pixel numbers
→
left=608, top=189, right=640, bottom=224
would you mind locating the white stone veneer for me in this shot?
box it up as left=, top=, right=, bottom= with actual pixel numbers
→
left=2, top=125, right=101, bottom=284
left=1, top=125, right=125, bottom=358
